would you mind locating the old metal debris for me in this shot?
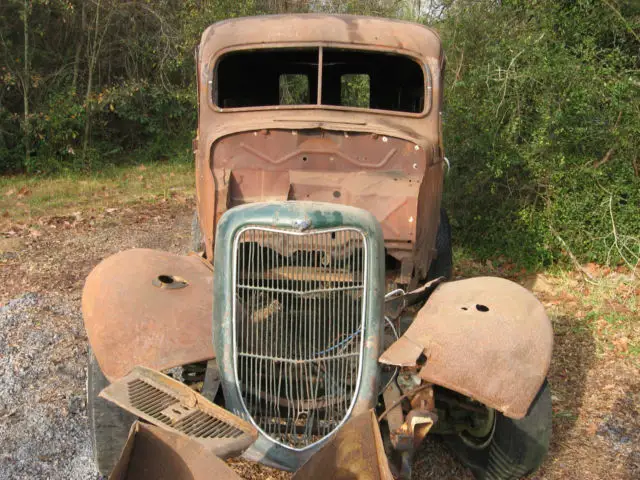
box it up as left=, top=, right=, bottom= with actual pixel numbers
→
left=100, top=366, right=257, bottom=459
left=380, top=277, right=553, bottom=418
left=110, top=422, right=243, bottom=480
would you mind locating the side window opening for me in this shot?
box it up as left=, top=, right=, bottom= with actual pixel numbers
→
left=279, top=74, right=310, bottom=105
left=340, top=74, right=370, bottom=108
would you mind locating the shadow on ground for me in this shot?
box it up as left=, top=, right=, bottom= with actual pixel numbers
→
left=603, top=384, right=640, bottom=480
left=540, top=311, right=597, bottom=479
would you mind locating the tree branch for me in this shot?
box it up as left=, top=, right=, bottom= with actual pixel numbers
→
left=593, top=148, right=615, bottom=168
left=549, top=224, right=595, bottom=281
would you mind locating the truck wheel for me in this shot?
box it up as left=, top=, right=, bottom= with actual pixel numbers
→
left=87, top=348, right=135, bottom=476
left=442, top=380, right=552, bottom=480
left=191, top=210, right=205, bottom=253
left=427, top=208, right=453, bottom=280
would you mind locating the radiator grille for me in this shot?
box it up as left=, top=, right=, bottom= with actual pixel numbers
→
left=233, top=227, right=367, bottom=449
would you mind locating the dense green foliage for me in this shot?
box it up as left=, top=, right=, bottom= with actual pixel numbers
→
left=0, top=0, right=638, bottom=267
left=0, top=0, right=258, bottom=173
left=439, top=0, right=639, bottom=267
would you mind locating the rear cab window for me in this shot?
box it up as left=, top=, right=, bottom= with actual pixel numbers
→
left=214, top=47, right=426, bottom=114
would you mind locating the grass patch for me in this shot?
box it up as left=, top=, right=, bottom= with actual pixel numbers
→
left=543, top=273, right=638, bottom=362
left=0, top=160, right=195, bottom=226
left=453, top=244, right=639, bottom=361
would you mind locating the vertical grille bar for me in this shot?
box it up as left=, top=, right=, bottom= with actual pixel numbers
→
left=233, top=227, right=366, bottom=449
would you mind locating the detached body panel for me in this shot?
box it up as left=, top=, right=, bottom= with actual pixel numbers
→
left=109, top=422, right=242, bottom=480
left=380, top=277, right=553, bottom=418
left=83, top=249, right=216, bottom=382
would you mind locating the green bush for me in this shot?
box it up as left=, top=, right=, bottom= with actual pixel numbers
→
left=440, top=0, right=640, bottom=268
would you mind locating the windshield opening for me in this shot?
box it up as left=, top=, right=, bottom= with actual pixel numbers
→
left=215, top=47, right=425, bottom=114
left=321, top=49, right=423, bottom=113
left=216, top=49, right=318, bottom=108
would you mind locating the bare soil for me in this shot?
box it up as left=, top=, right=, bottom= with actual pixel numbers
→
left=0, top=200, right=637, bottom=479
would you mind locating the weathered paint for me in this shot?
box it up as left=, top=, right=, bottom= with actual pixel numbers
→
left=212, top=202, right=385, bottom=471
left=82, top=249, right=215, bottom=382
left=379, top=277, right=553, bottom=419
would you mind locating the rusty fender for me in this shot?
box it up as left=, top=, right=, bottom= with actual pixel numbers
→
left=82, top=249, right=215, bottom=382
left=110, top=422, right=243, bottom=480
left=292, top=410, right=394, bottom=480
left=380, top=277, right=553, bottom=419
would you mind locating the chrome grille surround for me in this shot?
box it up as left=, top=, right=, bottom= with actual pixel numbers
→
left=232, top=226, right=367, bottom=451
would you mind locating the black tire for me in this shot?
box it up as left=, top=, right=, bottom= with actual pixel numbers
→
left=442, top=380, right=552, bottom=480
left=191, top=210, right=205, bottom=253
left=427, top=208, right=453, bottom=280
left=87, top=348, right=135, bottom=476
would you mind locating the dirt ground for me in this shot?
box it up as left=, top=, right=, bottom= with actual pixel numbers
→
left=0, top=200, right=637, bottom=479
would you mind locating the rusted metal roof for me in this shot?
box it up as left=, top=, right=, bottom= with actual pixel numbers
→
left=200, top=14, right=442, bottom=60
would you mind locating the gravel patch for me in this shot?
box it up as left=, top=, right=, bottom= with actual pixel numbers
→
left=0, top=203, right=192, bottom=479
left=0, top=292, right=97, bottom=480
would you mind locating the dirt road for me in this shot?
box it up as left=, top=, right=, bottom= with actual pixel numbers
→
left=0, top=201, right=637, bottom=479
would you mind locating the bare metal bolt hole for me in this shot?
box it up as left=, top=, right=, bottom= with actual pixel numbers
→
left=302, top=156, right=308, bottom=162
left=153, top=275, right=188, bottom=289
left=461, top=307, right=468, bottom=311
left=416, top=353, right=427, bottom=366
left=476, top=304, right=489, bottom=312
left=333, top=190, right=341, bottom=198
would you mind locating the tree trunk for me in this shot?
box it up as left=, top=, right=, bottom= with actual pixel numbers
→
left=82, top=0, right=101, bottom=169
left=22, top=0, right=30, bottom=169
left=71, top=2, right=86, bottom=94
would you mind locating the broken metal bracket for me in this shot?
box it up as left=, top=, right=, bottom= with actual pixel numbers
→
left=382, top=381, right=404, bottom=448
left=201, top=359, right=221, bottom=401
left=383, top=276, right=444, bottom=320
left=380, top=382, right=438, bottom=480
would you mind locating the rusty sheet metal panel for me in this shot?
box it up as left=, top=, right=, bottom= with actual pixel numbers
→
left=292, top=410, right=394, bottom=480
left=83, top=249, right=215, bottom=382
left=207, top=129, right=444, bottom=272
left=213, top=130, right=427, bottom=173
left=101, top=366, right=257, bottom=457
left=379, top=277, right=553, bottom=419
left=110, top=422, right=243, bottom=480
left=197, top=16, right=442, bottom=141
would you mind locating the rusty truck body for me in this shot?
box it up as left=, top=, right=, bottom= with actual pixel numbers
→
left=83, top=15, right=553, bottom=480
